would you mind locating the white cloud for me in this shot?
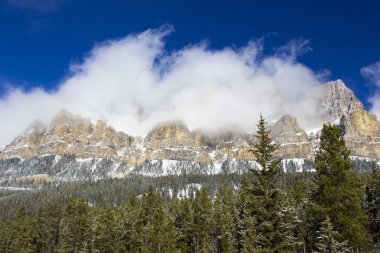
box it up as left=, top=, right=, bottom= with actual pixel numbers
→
left=361, top=61, right=380, bottom=87
left=0, top=27, right=326, bottom=148
left=361, top=60, right=380, bottom=118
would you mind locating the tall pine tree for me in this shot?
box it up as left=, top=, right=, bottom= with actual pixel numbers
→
left=309, top=124, right=368, bottom=250
left=243, top=114, right=284, bottom=252
left=58, top=197, right=92, bottom=253
left=213, top=186, right=237, bottom=253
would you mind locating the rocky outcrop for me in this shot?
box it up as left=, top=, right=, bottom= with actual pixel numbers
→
left=271, top=115, right=314, bottom=160
left=340, top=111, right=380, bottom=159
left=319, top=79, right=365, bottom=123
left=341, top=111, right=379, bottom=138
left=144, top=121, right=212, bottom=164
left=145, top=121, right=195, bottom=149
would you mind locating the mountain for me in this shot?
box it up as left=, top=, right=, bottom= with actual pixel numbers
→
left=0, top=80, right=379, bottom=184
left=319, top=79, right=365, bottom=123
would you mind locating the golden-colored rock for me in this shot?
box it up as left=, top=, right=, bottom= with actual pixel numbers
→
left=348, top=111, right=379, bottom=137
left=339, top=111, right=380, bottom=159
left=145, top=120, right=194, bottom=149
left=346, top=140, right=380, bottom=160
left=271, top=115, right=314, bottom=160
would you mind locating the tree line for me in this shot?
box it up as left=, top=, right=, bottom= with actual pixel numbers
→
left=0, top=116, right=379, bottom=252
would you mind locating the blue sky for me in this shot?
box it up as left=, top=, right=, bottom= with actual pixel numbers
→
left=0, top=0, right=379, bottom=146
left=0, top=0, right=379, bottom=103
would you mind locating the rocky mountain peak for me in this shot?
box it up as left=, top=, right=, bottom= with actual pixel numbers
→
left=271, top=115, right=305, bottom=138
left=320, top=79, right=365, bottom=122
left=145, top=120, right=194, bottom=149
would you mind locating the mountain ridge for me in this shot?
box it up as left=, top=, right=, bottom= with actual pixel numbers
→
left=0, top=80, right=379, bottom=183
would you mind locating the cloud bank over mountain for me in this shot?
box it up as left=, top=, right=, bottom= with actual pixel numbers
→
left=0, top=26, right=326, bottom=148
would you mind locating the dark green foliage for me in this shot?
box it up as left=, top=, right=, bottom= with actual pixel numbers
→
left=114, top=193, right=144, bottom=252
left=309, top=124, right=369, bottom=250
left=142, top=186, right=179, bottom=253
left=58, top=197, right=92, bottom=253
left=365, top=163, right=380, bottom=245
left=0, top=173, right=245, bottom=220
left=192, top=188, right=214, bottom=252
left=237, top=177, right=257, bottom=252
left=285, top=172, right=311, bottom=252
left=0, top=170, right=377, bottom=252
left=170, top=197, right=194, bottom=252
left=242, top=114, right=285, bottom=252
left=213, top=186, right=237, bottom=253
left=91, top=204, right=116, bottom=253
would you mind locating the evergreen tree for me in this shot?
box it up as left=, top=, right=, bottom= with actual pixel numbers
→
left=145, top=200, right=179, bottom=253
left=309, top=124, right=368, bottom=250
left=91, top=204, right=116, bottom=253
left=35, top=203, right=63, bottom=253
left=237, top=177, right=257, bottom=253
left=192, top=188, right=214, bottom=253
left=115, top=193, right=144, bottom=252
left=58, top=197, right=92, bottom=253
left=16, top=216, right=40, bottom=253
left=277, top=192, right=298, bottom=253
left=213, top=186, right=237, bottom=253
left=246, top=114, right=284, bottom=252
left=365, top=162, right=380, bottom=245
left=142, top=186, right=179, bottom=253
left=286, top=172, right=311, bottom=252
left=170, top=197, right=194, bottom=252
left=314, top=216, right=350, bottom=253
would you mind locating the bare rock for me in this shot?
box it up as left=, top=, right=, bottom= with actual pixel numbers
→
left=319, top=79, right=365, bottom=123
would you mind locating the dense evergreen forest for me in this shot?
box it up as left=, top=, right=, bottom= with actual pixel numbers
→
left=0, top=117, right=379, bottom=252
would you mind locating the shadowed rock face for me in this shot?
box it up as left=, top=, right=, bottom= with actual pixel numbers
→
left=0, top=80, right=379, bottom=181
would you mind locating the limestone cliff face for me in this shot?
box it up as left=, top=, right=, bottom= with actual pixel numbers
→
left=340, top=111, right=380, bottom=159
left=271, top=115, right=314, bottom=160
left=144, top=121, right=212, bottom=164
left=145, top=121, right=195, bottom=149
left=341, top=111, right=379, bottom=138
